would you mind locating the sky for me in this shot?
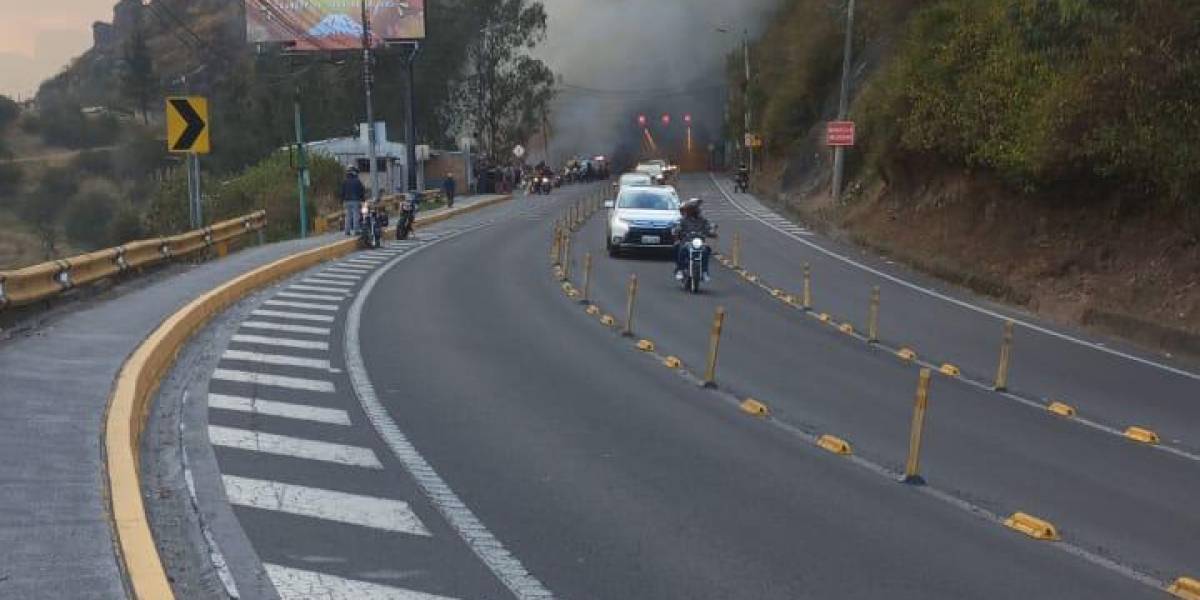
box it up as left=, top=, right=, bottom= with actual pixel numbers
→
left=0, top=0, right=115, bottom=100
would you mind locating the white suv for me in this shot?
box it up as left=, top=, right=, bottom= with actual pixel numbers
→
left=604, top=186, right=681, bottom=257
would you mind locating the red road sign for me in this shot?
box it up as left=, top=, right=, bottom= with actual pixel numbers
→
left=826, top=121, right=856, bottom=147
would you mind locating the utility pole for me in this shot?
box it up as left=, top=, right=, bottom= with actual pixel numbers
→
left=743, top=29, right=753, bottom=172
left=405, top=43, right=420, bottom=193
left=361, top=0, right=381, bottom=201
left=293, top=85, right=310, bottom=238
left=542, top=107, right=552, bottom=166
left=831, top=0, right=856, bottom=201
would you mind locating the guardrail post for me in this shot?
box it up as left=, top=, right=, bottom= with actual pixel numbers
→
left=868, top=286, right=881, bottom=342
left=703, top=306, right=727, bottom=388
left=581, top=253, right=593, bottom=304
left=562, top=235, right=572, bottom=280
left=551, top=226, right=562, bottom=265
left=803, top=263, right=813, bottom=310
left=994, top=320, right=1015, bottom=391
left=902, top=368, right=933, bottom=485
left=623, top=274, right=638, bottom=337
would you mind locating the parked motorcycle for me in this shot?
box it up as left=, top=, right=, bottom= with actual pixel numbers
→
left=396, top=200, right=416, bottom=240
left=360, top=203, right=388, bottom=249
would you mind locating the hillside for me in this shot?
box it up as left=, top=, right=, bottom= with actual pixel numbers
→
left=736, top=0, right=1200, bottom=355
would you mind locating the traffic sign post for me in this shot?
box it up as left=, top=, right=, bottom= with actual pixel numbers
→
left=167, top=96, right=211, bottom=229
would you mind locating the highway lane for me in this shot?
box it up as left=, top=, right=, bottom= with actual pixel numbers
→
left=352, top=183, right=1159, bottom=598
left=671, top=174, right=1200, bottom=452
left=572, top=191, right=1200, bottom=586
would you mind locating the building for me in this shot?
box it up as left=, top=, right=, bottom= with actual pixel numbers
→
left=306, top=123, right=411, bottom=197
left=92, top=0, right=143, bottom=51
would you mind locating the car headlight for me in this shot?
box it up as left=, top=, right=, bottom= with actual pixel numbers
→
left=611, top=216, right=630, bottom=235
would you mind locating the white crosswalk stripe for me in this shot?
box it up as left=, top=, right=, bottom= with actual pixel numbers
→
left=221, top=350, right=332, bottom=371
left=264, top=564, right=458, bottom=600
left=345, top=258, right=384, bottom=265
left=240, top=321, right=331, bottom=336
left=289, top=284, right=351, bottom=294
left=264, top=300, right=341, bottom=312
left=252, top=309, right=335, bottom=323
left=276, top=291, right=345, bottom=302
left=212, top=368, right=335, bottom=392
left=231, top=335, right=329, bottom=351
left=208, top=393, right=350, bottom=425
left=208, top=426, right=381, bottom=468
left=326, top=265, right=372, bottom=273
left=316, top=272, right=362, bottom=281
left=223, top=476, right=429, bottom=535
left=303, top=278, right=356, bottom=287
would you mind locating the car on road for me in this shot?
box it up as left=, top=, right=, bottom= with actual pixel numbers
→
left=604, top=185, right=681, bottom=256
left=615, top=171, right=654, bottom=190
left=635, top=161, right=667, bottom=184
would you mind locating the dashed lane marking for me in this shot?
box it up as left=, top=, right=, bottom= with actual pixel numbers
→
left=208, top=393, right=351, bottom=426
left=251, top=309, right=336, bottom=323
left=240, top=321, right=331, bottom=336
left=276, top=291, right=346, bottom=302
left=231, top=334, right=330, bottom=351
left=207, top=425, right=382, bottom=468
left=222, top=475, right=429, bottom=535
left=264, top=564, right=458, bottom=600
left=264, top=300, right=342, bottom=312
left=221, top=350, right=332, bottom=371
left=212, top=368, right=335, bottom=393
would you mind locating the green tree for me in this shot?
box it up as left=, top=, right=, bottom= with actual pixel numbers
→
left=0, top=95, right=19, bottom=130
left=443, top=0, right=555, bottom=162
left=19, top=167, right=79, bottom=258
left=121, top=26, right=157, bottom=125
left=64, top=189, right=118, bottom=250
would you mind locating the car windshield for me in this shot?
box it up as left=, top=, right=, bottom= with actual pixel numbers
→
left=621, top=174, right=652, bottom=186
left=618, top=191, right=677, bottom=210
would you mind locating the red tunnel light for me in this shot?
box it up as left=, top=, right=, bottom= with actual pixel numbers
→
left=684, top=113, right=692, bottom=124
left=661, top=113, right=671, bottom=126
left=637, top=114, right=647, bottom=127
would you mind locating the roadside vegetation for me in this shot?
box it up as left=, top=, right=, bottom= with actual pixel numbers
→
left=733, top=0, right=1200, bottom=348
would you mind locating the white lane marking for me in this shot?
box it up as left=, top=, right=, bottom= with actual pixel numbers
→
left=265, top=300, right=341, bottom=312
left=207, top=425, right=381, bottom=468
left=221, top=350, right=332, bottom=371
left=708, top=173, right=1200, bottom=382
left=241, top=321, right=331, bottom=336
left=264, top=564, right=457, bottom=600
left=232, top=334, right=330, bottom=351
left=303, top=278, right=356, bottom=287
left=252, top=309, right=335, bottom=323
left=212, top=369, right=335, bottom=393
left=277, top=291, right=346, bottom=302
left=222, top=475, right=428, bottom=535
left=345, top=224, right=555, bottom=600
left=290, top=284, right=351, bottom=294
left=315, top=273, right=363, bottom=281
left=326, top=265, right=373, bottom=273
left=345, top=258, right=384, bottom=265
left=208, top=393, right=351, bottom=426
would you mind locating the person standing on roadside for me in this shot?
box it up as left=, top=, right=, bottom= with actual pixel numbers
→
left=341, top=166, right=367, bottom=235
left=442, top=172, right=457, bottom=208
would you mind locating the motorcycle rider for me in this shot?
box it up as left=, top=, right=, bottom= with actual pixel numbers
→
left=736, top=163, right=749, bottom=191
left=673, top=198, right=716, bottom=283
left=341, top=166, right=367, bottom=235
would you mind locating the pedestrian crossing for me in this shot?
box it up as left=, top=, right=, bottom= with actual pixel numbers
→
left=206, top=236, right=475, bottom=600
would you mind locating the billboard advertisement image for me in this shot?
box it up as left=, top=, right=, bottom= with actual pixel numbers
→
left=246, top=0, right=426, bottom=50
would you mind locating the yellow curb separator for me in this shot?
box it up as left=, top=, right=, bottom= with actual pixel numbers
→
left=585, top=305, right=600, bottom=315
left=600, top=314, right=616, bottom=327
left=839, top=323, right=854, bottom=334
left=816, top=434, right=853, bottom=455
left=1003, top=512, right=1060, bottom=541
left=817, top=313, right=830, bottom=323
left=1168, top=576, right=1200, bottom=600
left=740, top=398, right=769, bottom=417
left=1124, top=426, right=1160, bottom=445
left=636, top=339, right=656, bottom=352
left=104, top=195, right=512, bottom=600
left=939, top=363, right=961, bottom=377
left=1047, top=401, right=1076, bottom=418
left=770, top=288, right=782, bottom=297
left=896, top=348, right=917, bottom=361
left=663, top=356, right=682, bottom=369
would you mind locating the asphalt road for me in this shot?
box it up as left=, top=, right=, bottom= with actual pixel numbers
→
left=173, top=177, right=1195, bottom=598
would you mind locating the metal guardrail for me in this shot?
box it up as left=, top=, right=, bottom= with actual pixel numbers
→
left=0, top=211, right=267, bottom=310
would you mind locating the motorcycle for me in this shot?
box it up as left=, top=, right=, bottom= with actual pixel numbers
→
left=680, top=236, right=709, bottom=294
left=360, top=203, right=388, bottom=249
left=734, top=172, right=749, bottom=193
left=396, top=200, right=416, bottom=240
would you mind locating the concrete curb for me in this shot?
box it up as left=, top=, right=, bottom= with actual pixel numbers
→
left=103, top=194, right=511, bottom=599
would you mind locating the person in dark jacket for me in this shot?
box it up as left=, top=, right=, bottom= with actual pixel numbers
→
left=673, top=198, right=717, bottom=281
left=442, top=173, right=457, bottom=208
left=341, top=167, right=367, bottom=235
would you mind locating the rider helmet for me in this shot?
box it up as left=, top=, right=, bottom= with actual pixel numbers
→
left=680, top=197, right=702, bottom=218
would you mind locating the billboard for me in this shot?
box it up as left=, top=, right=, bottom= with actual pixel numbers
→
left=246, top=0, right=426, bottom=50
